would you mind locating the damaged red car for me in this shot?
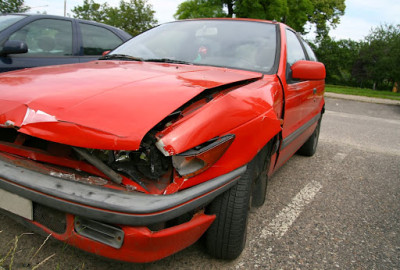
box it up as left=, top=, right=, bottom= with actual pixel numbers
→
left=0, top=19, right=325, bottom=262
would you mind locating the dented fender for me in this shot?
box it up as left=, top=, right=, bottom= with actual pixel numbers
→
left=157, top=76, right=282, bottom=155
left=156, top=76, right=283, bottom=190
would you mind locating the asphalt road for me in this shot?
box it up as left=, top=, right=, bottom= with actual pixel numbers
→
left=0, top=97, right=399, bottom=269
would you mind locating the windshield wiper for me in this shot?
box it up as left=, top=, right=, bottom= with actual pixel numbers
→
left=145, top=58, right=192, bottom=65
left=99, top=54, right=144, bottom=61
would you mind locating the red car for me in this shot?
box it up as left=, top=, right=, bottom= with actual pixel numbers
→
left=0, top=19, right=325, bottom=262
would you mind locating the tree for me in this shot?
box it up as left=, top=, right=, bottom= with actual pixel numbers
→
left=285, top=0, right=313, bottom=33
left=353, top=24, right=400, bottom=90
left=174, top=0, right=225, bottom=19
left=0, top=0, right=29, bottom=13
left=72, top=0, right=157, bottom=36
left=313, top=37, right=360, bottom=85
left=174, top=0, right=345, bottom=37
left=106, top=0, right=158, bottom=36
left=71, top=0, right=107, bottom=22
left=309, top=0, right=346, bottom=40
left=234, top=0, right=289, bottom=21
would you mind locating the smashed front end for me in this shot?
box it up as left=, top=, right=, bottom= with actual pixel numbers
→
left=0, top=81, right=252, bottom=263
left=0, top=120, right=246, bottom=262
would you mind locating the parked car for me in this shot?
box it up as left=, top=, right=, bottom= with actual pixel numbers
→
left=0, top=14, right=131, bottom=72
left=0, top=19, right=325, bottom=262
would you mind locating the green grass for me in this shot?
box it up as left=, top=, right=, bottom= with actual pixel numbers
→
left=325, top=84, right=400, bottom=101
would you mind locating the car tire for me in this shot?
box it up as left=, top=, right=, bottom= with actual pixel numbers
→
left=205, top=166, right=253, bottom=260
left=297, top=116, right=321, bottom=157
left=251, top=147, right=271, bottom=208
left=251, top=170, right=268, bottom=208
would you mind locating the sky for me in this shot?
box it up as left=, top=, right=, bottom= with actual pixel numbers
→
left=24, top=0, right=400, bottom=41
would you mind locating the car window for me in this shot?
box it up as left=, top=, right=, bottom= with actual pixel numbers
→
left=285, top=29, right=306, bottom=66
left=0, top=15, right=27, bottom=32
left=8, top=19, right=73, bottom=56
left=80, top=23, right=123, bottom=55
left=301, top=39, right=317, bottom=61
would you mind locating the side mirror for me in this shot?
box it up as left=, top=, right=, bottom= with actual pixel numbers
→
left=291, top=60, right=326, bottom=80
left=1, top=40, right=28, bottom=56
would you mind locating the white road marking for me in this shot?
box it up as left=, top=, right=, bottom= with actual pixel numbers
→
left=321, top=110, right=400, bottom=156
left=261, top=181, right=323, bottom=239
left=324, top=110, right=400, bottom=126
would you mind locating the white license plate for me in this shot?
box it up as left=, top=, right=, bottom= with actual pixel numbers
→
left=0, top=188, right=33, bottom=220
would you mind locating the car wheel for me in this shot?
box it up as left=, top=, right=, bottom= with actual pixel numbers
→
left=205, top=165, right=253, bottom=260
left=297, top=116, right=321, bottom=157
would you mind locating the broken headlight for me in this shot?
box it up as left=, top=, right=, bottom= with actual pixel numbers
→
left=88, top=137, right=171, bottom=182
left=171, top=134, right=235, bottom=178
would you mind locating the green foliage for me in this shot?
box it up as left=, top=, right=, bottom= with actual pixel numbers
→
left=313, top=37, right=361, bottom=86
left=285, top=0, right=313, bottom=33
left=314, top=24, right=400, bottom=91
left=0, top=0, right=29, bottom=14
left=174, top=0, right=345, bottom=37
left=71, top=0, right=107, bottom=22
left=234, top=0, right=289, bottom=21
left=309, top=0, right=345, bottom=40
left=174, top=0, right=225, bottom=19
left=353, top=24, right=400, bottom=90
left=72, top=0, right=157, bottom=36
left=106, top=0, right=158, bottom=36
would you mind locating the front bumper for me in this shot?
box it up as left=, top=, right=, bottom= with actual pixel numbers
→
left=1, top=206, right=216, bottom=263
left=0, top=159, right=245, bottom=225
left=0, top=158, right=245, bottom=262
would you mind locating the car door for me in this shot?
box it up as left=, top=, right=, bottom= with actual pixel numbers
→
left=275, top=28, right=318, bottom=168
left=300, top=38, right=325, bottom=120
left=77, top=22, right=126, bottom=63
left=0, top=18, right=79, bottom=72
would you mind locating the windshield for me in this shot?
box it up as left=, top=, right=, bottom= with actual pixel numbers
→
left=109, top=20, right=278, bottom=73
left=0, top=15, right=27, bottom=32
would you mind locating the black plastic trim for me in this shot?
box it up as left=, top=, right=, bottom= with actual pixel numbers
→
left=0, top=160, right=245, bottom=226
left=281, top=113, right=321, bottom=149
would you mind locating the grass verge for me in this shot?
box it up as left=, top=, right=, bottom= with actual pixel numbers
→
left=325, top=84, right=400, bottom=101
left=0, top=231, right=54, bottom=270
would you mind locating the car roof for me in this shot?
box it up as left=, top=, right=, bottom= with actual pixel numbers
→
left=167, top=18, right=295, bottom=35
left=3, top=13, right=131, bottom=37
left=173, top=17, right=280, bottom=25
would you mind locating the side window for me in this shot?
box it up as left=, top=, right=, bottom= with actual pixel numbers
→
left=8, top=19, right=73, bottom=56
left=301, top=39, right=317, bottom=61
left=80, top=23, right=123, bottom=55
left=285, top=29, right=306, bottom=82
left=285, top=29, right=306, bottom=66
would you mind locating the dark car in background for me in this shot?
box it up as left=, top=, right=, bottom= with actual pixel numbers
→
left=0, top=14, right=131, bottom=72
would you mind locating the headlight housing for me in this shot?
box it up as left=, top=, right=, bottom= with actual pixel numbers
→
left=172, top=134, right=235, bottom=178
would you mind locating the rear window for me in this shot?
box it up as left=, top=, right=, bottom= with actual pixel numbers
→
left=0, top=15, right=27, bottom=32
left=80, top=23, right=123, bottom=55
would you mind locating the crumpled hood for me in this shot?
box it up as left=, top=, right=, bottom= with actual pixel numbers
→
left=0, top=61, right=262, bottom=150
